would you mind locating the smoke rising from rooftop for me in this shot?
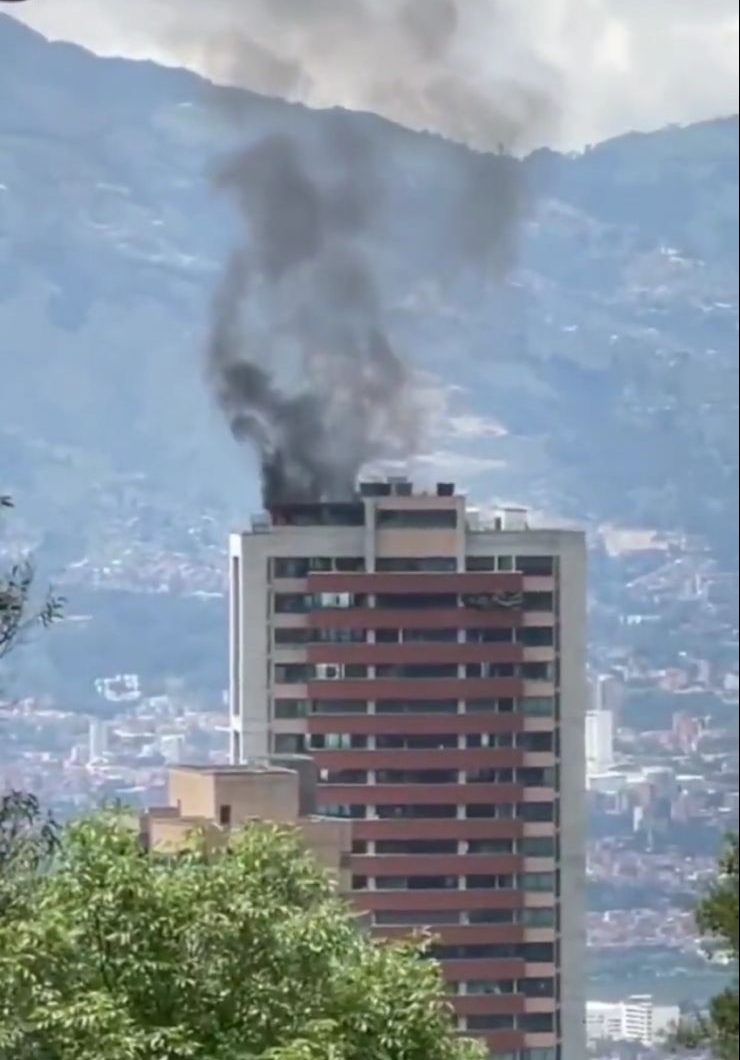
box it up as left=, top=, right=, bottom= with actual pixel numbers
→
left=204, top=1, right=556, bottom=505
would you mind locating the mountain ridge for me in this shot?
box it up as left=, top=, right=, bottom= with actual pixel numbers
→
left=1, top=14, right=738, bottom=568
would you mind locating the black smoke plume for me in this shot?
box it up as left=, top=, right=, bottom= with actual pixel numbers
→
left=208, top=116, right=422, bottom=505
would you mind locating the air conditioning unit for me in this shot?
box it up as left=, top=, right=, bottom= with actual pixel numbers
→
left=316, top=663, right=343, bottom=680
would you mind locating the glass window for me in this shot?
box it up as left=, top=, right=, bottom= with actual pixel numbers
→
left=497, top=556, right=514, bottom=571
left=335, top=557, right=365, bottom=572
left=521, top=697, right=556, bottom=717
left=466, top=803, right=514, bottom=819
left=376, top=664, right=459, bottom=679
left=515, top=556, right=554, bottom=576
left=467, top=909, right=515, bottom=924
left=374, top=909, right=461, bottom=926
left=523, top=592, right=554, bottom=612
left=376, top=839, right=458, bottom=855
left=467, top=1015, right=515, bottom=1031
left=466, top=875, right=514, bottom=890
left=376, top=593, right=457, bottom=609
left=377, top=733, right=458, bottom=750
left=274, top=593, right=312, bottom=614
left=519, top=977, right=556, bottom=998
left=376, top=769, right=458, bottom=784
left=519, top=1014, right=555, bottom=1033
left=465, top=556, right=495, bottom=571
left=323, top=770, right=367, bottom=785
left=519, top=802, right=555, bottom=823
left=520, top=837, right=556, bottom=857
left=375, top=875, right=458, bottom=890
left=311, top=700, right=368, bottom=715
left=467, top=768, right=513, bottom=783
left=376, top=557, right=457, bottom=572
left=522, top=872, right=555, bottom=892
left=377, top=509, right=457, bottom=529
left=465, top=979, right=514, bottom=996
left=376, top=700, right=458, bottom=715
left=466, top=839, right=514, bottom=854
left=274, top=699, right=309, bottom=719
left=376, top=804, right=457, bottom=819
left=466, top=627, right=514, bottom=643
left=274, top=734, right=305, bottom=754
left=518, top=626, right=554, bottom=647
left=521, top=908, right=556, bottom=927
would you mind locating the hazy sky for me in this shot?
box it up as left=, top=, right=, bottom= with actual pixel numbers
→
left=10, top=0, right=739, bottom=150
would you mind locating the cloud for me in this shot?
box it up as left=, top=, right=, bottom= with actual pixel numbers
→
left=10, top=0, right=739, bottom=148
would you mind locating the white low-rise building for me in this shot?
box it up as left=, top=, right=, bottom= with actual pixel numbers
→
left=587, top=995, right=680, bottom=1048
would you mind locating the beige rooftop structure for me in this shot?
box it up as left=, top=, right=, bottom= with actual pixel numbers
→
left=141, top=760, right=352, bottom=889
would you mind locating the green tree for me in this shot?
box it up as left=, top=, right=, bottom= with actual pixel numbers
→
left=0, top=813, right=484, bottom=1060
left=0, top=790, right=59, bottom=916
left=675, top=835, right=739, bottom=1059
left=1, top=495, right=63, bottom=663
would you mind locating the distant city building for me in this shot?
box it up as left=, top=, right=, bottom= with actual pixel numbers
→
left=586, top=709, right=614, bottom=775
left=159, top=733, right=186, bottom=765
left=95, top=673, right=141, bottom=703
left=586, top=996, right=680, bottom=1048
left=88, top=718, right=109, bottom=762
left=591, top=673, right=624, bottom=718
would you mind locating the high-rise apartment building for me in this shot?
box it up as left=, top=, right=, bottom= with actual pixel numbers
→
left=229, top=481, right=586, bottom=1060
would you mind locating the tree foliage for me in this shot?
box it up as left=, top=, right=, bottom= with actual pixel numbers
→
left=0, top=814, right=483, bottom=1060
left=0, top=495, right=64, bottom=664
left=674, top=835, right=739, bottom=1059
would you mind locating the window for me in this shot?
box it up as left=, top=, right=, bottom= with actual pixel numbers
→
left=465, top=663, right=515, bottom=678
left=520, top=837, right=556, bottom=857
left=315, top=592, right=358, bottom=609
left=467, top=733, right=513, bottom=749
left=376, top=839, right=458, bottom=855
left=521, top=908, right=556, bottom=927
left=344, top=664, right=369, bottom=679
left=466, top=627, right=514, bottom=643
left=467, top=1015, right=515, bottom=1031
left=274, top=699, right=309, bottom=719
left=375, top=875, right=458, bottom=890
left=522, top=943, right=555, bottom=962
left=374, top=910, right=461, bottom=926
left=522, top=661, right=554, bottom=681
left=497, top=556, right=514, bottom=571
left=518, top=767, right=556, bottom=787
left=323, top=770, right=367, bottom=785
left=376, top=700, right=458, bottom=715
left=518, top=731, right=554, bottom=752
left=352, top=875, right=368, bottom=889
left=275, top=663, right=312, bottom=684
left=466, top=803, right=514, bottom=819
left=467, top=768, right=513, bottom=783
left=466, top=874, right=514, bottom=890
left=376, top=663, right=459, bottom=679
left=376, top=804, right=457, bottom=819
left=352, top=840, right=367, bottom=854
left=274, top=628, right=313, bottom=646
left=219, top=804, right=232, bottom=827
left=519, top=802, right=555, bottom=823
left=519, top=1014, right=555, bottom=1033
left=465, top=698, right=514, bottom=714
left=402, top=628, right=459, bottom=643
left=376, top=593, right=457, bottom=610
left=466, top=839, right=514, bottom=854
left=462, top=592, right=522, bottom=611
left=274, top=734, right=305, bottom=754
left=335, top=557, right=365, bottom=572
left=523, top=592, right=554, bottom=612
left=312, top=700, right=368, bottom=715
left=315, top=628, right=367, bottom=644
left=523, top=1051, right=559, bottom=1060
left=376, top=769, right=459, bottom=784
left=467, top=909, right=516, bottom=924
left=522, top=696, right=556, bottom=717
left=465, top=556, right=495, bottom=572
left=377, top=509, right=457, bottom=529
left=377, top=733, right=458, bottom=750
left=515, top=556, right=554, bottom=576
left=518, top=626, right=554, bottom=647
left=376, top=557, right=457, bottom=572
left=431, top=944, right=518, bottom=960
left=519, top=977, right=556, bottom=997
left=522, top=872, right=556, bottom=892
left=274, top=557, right=332, bottom=577
left=274, top=593, right=312, bottom=614
left=309, top=733, right=367, bottom=750
left=321, top=804, right=366, bottom=819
